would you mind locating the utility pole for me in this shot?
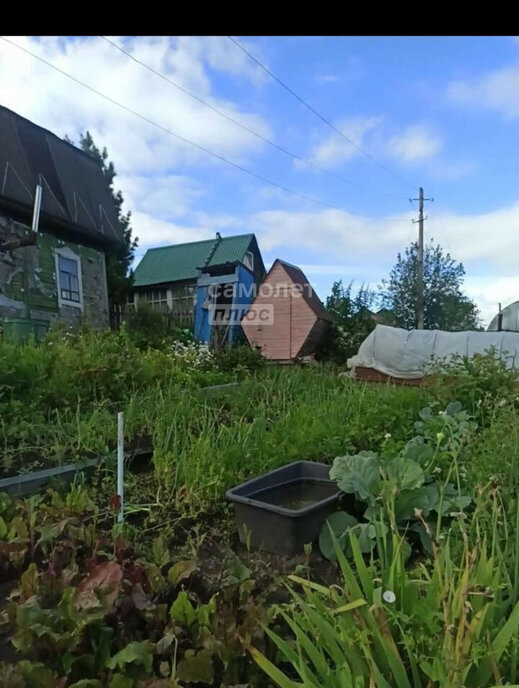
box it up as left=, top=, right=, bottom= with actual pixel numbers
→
left=411, top=187, right=433, bottom=329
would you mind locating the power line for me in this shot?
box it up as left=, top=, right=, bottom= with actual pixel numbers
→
left=100, top=36, right=358, bottom=189
left=227, top=36, right=414, bottom=191
left=0, top=36, right=351, bottom=212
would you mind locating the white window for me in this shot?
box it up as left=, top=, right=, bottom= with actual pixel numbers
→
left=55, top=247, right=83, bottom=310
left=243, top=250, right=254, bottom=271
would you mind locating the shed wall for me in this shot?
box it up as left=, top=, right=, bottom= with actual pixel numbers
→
left=242, top=262, right=318, bottom=360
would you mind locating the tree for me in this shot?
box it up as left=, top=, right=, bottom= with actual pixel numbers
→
left=380, top=240, right=480, bottom=331
left=317, top=280, right=378, bottom=363
left=65, top=131, right=138, bottom=308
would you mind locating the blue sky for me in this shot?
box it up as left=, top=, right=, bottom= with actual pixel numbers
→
left=2, top=35, right=519, bottom=324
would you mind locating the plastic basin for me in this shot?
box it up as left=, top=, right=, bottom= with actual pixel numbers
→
left=226, top=460, right=340, bottom=556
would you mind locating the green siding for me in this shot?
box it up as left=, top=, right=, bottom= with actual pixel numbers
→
left=2, top=232, right=106, bottom=314
left=133, top=234, right=256, bottom=287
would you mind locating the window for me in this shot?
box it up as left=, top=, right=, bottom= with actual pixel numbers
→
left=59, top=256, right=80, bottom=302
left=243, top=250, right=254, bottom=271
left=146, top=289, right=168, bottom=310
left=55, top=248, right=83, bottom=309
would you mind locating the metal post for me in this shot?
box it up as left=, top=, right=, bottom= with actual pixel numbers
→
left=417, top=187, right=424, bottom=330
left=117, top=411, right=124, bottom=523
left=31, top=184, right=43, bottom=233
left=497, top=302, right=503, bottom=332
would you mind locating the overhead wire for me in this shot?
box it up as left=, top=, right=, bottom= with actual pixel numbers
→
left=227, top=35, right=416, bottom=193
left=100, top=35, right=359, bottom=189
left=0, top=36, right=352, bottom=213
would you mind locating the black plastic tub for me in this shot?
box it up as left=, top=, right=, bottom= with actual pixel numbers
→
left=226, top=460, right=340, bottom=556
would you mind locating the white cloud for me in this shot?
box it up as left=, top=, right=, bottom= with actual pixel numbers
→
left=307, top=116, right=381, bottom=168
left=465, top=276, right=519, bottom=327
left=386, top=125, right=442, bottom=164
left=0, top=35, right=271, bottom=177
left=118, top=174, right=204, bottom=221
left=447, top=65, right=519, bottom=119
left=131, top=212, right=209, bottom=247
left=250, top=208, right=414, bottom=256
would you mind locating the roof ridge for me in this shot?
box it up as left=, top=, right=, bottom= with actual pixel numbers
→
left=145, top=238, right=214, bottom=252
left=275, top=258, right=303, bottom=271
left=143, top=232, right=255, bottom=254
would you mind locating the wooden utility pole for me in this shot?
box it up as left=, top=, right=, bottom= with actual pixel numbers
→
left=411, top=187, right=432, bottom=329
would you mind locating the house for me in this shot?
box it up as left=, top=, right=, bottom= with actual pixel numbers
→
left=132, top=233, right=265, bottom=347
left=241, top=259, right=331, bottom=362
left=0, top=105, right=122, bottom=334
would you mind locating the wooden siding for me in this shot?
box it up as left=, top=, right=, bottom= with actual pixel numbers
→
left=242, top=262, right=321, bottom=360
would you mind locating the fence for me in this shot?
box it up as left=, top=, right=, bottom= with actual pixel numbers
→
left=110, top=304, right=194, bottom=331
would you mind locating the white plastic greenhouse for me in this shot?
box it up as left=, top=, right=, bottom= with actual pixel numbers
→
left=347, top=325, right=519, bottom=381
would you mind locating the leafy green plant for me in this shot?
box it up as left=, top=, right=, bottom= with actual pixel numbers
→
left=253, top=490, right=519, bottom=687
left=320, top=403, right=473, bottom=560
left=425, top=347, right=518, bottom=419
left=214, top=343, right=266, bottom=375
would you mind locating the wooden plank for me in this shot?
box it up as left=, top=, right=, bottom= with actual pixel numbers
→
left=354, top=366, right=423, bottom=386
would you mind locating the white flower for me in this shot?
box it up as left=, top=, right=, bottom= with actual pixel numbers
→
left=384, top=433, right=392, bottom=440
left=382, top=590, right=396, bottom=604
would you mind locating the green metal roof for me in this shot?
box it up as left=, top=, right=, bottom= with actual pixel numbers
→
left=133, top=234, right=255, bottom=287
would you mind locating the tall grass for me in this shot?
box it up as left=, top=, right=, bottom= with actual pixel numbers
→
left=252, top=483, right=519, bottom=687
left=151, top=368, right=428, bottom=507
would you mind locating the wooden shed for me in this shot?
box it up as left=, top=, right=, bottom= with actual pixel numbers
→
left=241, top=259, right=331, bottom=362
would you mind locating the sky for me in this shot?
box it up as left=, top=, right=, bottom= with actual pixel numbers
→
left=1, top=35, right=519, bottom=326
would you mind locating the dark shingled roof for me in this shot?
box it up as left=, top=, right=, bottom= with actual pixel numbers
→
left=0, top=105, right=122, bottom=246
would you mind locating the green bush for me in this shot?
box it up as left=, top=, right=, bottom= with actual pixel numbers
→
left=424, top=348, right=518, bottom=419
left=214, top=343, right=266, bottom=376
left=124, top=302, right=194, bottom=350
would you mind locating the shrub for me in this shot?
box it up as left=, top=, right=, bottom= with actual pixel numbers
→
left=124, top=302, right=193, bottom=350
left=424, top=348, right=518, bottom=418
left=214, top=344, right=266, bottom=376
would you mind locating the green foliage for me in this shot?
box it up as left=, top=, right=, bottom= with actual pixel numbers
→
left=320, top=403, right=473, bottom=560
left=254, top=488, right=519, bottom=687
left=0, top=324, right=230, bottom=477
left=124, top=301, right=194, bottom=351
left=425, top=347, right=519, bottom=418
left=214, top=343, right=266, bottom=375
left=318, top=280, right=378, bottom=363
left=67, top=131, right=138, bottom=308
left=380, top=239, right=480, bottom=330
left=0, top=487, right=269, bottom=687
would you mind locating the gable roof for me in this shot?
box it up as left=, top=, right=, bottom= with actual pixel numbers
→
left=272, top=259, right=332, bottom=321
left=133, top=233, right=262, bottom=287
left=0, top=105, right=122, bottom=246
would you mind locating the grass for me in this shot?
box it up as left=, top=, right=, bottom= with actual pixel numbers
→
left=2, top=332, right=519, bottom=686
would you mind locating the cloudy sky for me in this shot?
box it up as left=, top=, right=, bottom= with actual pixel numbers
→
left=1, top=35, right=519, bottom=325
